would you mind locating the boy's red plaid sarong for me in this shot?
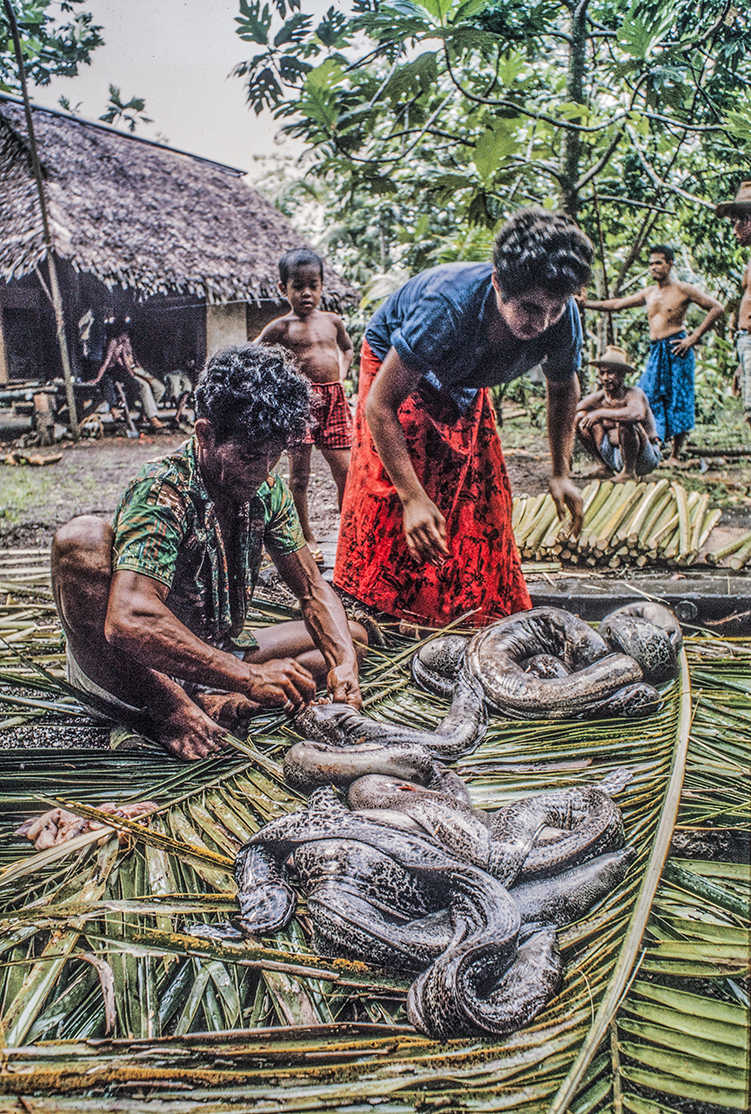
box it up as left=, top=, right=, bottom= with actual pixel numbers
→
left=300, top=381, right=353, bottom=450
left=333, top=340, right=531, bottom=626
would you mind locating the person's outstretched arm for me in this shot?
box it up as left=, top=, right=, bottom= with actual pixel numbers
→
left=365, top=346, right=450, bottom=565
left=547, top=376, right=583, bottom=537
left=670, top=286, right=725, bottom=356
left=585, top=290, right=647, bottom=312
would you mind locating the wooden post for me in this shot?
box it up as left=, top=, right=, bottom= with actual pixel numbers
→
left=0, top=311, right=8, bottom=384
left=2, top=0, right=79, bottom=438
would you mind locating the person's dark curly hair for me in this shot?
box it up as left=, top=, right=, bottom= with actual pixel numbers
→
left=492, top=208, right=593, bottom=298
left=194, top=343, right=310, bottom=446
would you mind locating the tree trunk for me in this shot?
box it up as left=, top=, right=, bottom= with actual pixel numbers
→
left=558, top=0, right=589, bottom=218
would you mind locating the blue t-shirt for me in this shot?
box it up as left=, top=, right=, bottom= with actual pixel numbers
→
left=365, top=262, right=582, bottom=412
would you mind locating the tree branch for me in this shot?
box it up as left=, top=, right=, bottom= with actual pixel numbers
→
left=441, top=42, right=633, bottom=134
left=625, top=125, right=715, bottom=210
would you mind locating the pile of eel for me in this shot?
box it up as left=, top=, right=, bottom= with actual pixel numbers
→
left=219, top=603, right=681, bottom=1040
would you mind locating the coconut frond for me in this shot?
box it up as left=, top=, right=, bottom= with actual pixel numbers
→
left=0, top=574, right=748, bottom=1111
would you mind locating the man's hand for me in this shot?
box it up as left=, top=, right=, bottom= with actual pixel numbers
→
left=578, top=411, right=600, bottom=433
left=326, top=663, right=363, bottom=708
left=402, top=492, right=450, bottom=564
left=246, top=658, right=317, bottom=711
left=193, top=691, right=259, bottom=734
left=157, top=700, right=231, bottom=761
left=549, top=475, right=583, bottom=539
left=670, top=333, right=697, bottom=356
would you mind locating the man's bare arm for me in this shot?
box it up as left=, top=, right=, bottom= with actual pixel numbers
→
left=578, top=389, right=647, bottom=430
left=576, top=389, right=605, bottom=414
left=105, top=571, right=316, bottom=707
left=92, top=339, right=116, bottom=383
left=547, top=376, right=583, bottom=536
left=365, top=347, right=449, bottom=564
left=584, top=290, right=647, bottom=312
left=670, top=284, right=724, bottom=355
left=272, top=545, right=362, bottom=707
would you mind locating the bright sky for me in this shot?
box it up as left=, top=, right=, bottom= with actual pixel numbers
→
left=36, top=0, right=334, bottom=171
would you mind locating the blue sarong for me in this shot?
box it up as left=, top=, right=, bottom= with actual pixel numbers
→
left=637, top=332, right=695, bottom=443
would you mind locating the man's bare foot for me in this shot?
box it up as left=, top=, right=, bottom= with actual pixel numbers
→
left=150, top=700, right=231, bottom=761
left=665, top=455, right=682, bottom=467
left=193, top=691, right=258, bottom=734
left=613, top=469, right=637, bottom=483
left=149, top=416, right=166, bottom=430
left=580, top=465, right=612, bottom=480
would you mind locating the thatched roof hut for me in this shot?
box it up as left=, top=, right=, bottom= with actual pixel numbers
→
left=0, top=94, right=355, bottom=307
left=0, top=95, right=356, bottom=383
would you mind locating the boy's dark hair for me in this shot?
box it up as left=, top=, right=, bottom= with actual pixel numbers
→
left=649, top=244, right=674, bottom=263
left=279, top=248, right=324, bottom=285
left=195, top=343, right=310, bottom=447
left=492, top=208, right=593, bottom=298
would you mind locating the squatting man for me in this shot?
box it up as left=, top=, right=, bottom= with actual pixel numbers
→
left=52, top=343, right=367, bottom=761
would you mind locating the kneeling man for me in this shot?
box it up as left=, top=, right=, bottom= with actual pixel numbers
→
left=52, top=343, right=366, bottom=760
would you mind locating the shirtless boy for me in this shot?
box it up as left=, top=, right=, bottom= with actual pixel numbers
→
left=257, top=249, right=354, bottom=563
left=585, top=245, right=724, bottom=463
left=576, top=345, right=660, bottom=481
left=716, top=181, right=751, bottom=429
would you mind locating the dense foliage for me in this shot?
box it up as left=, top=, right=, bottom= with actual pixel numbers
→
left=237, top=0, right=750, bottom=386
left=0, top=0, right=102, bottom=91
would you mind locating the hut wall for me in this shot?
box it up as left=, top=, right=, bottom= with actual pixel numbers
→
left=246, top=301, right=286, bottom=340
left=206, top=303, right=247, bottom=356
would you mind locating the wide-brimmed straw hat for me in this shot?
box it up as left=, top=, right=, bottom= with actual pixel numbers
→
left=589, top=344, right=635, bottom=375
left=716, top=180, right=751, bottom=218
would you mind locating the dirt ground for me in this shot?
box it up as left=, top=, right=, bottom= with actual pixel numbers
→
left=0, top=431, right=345, bottom=549
left=2, top=412, right=751, bottom=550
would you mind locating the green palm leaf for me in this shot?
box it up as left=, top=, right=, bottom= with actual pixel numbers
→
left=0, top=573, right=748, bottom=1111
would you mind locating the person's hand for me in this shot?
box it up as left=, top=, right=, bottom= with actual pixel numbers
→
left=193, top=691, right=259, bottom=734
left=246, top=658, right=317, bottom=711
left=549, top=475, right=583, bottom=539
left=670, top=333, right=696, bottom=356
left=402, top=492, right=449, bottom=564
left=579, top=411, right=598, bottom=432
left=326, top=663, right=363, bottom=708
left=157, top=700, right=232, bottom=760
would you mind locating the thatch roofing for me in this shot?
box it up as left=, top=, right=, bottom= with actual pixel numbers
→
left=0, top=95, right=357, bottom=308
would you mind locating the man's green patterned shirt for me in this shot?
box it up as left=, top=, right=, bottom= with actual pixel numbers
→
left=112, top=437, right=305, bottom=650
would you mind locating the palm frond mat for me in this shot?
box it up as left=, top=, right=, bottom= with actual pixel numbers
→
left=0, top=575, right=748, bottom=1112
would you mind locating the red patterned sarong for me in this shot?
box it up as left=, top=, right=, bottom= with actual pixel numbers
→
left=333, top=341, right=531, bottom=626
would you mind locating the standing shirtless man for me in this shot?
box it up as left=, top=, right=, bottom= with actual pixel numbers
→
left=585, top=245, right=724, bottom=463
left=257, top=249, right=354, bottom=564
left=717, top=182, right=751, bottom=430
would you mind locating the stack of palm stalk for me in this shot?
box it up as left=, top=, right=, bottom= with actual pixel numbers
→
left=0, top=573, right=749, bottom=1113
left=513, top=477, right=751, bottom=569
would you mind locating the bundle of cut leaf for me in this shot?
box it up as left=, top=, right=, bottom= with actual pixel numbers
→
left=513, top=479, right=744, bottom=569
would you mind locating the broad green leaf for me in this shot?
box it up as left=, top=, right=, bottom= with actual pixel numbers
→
left=472, top=121, right=518, bottom=183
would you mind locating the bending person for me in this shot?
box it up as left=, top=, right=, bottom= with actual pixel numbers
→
left=53, top=343, right=366, bottom=761
left=334, top=207, right=593, bottom=626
